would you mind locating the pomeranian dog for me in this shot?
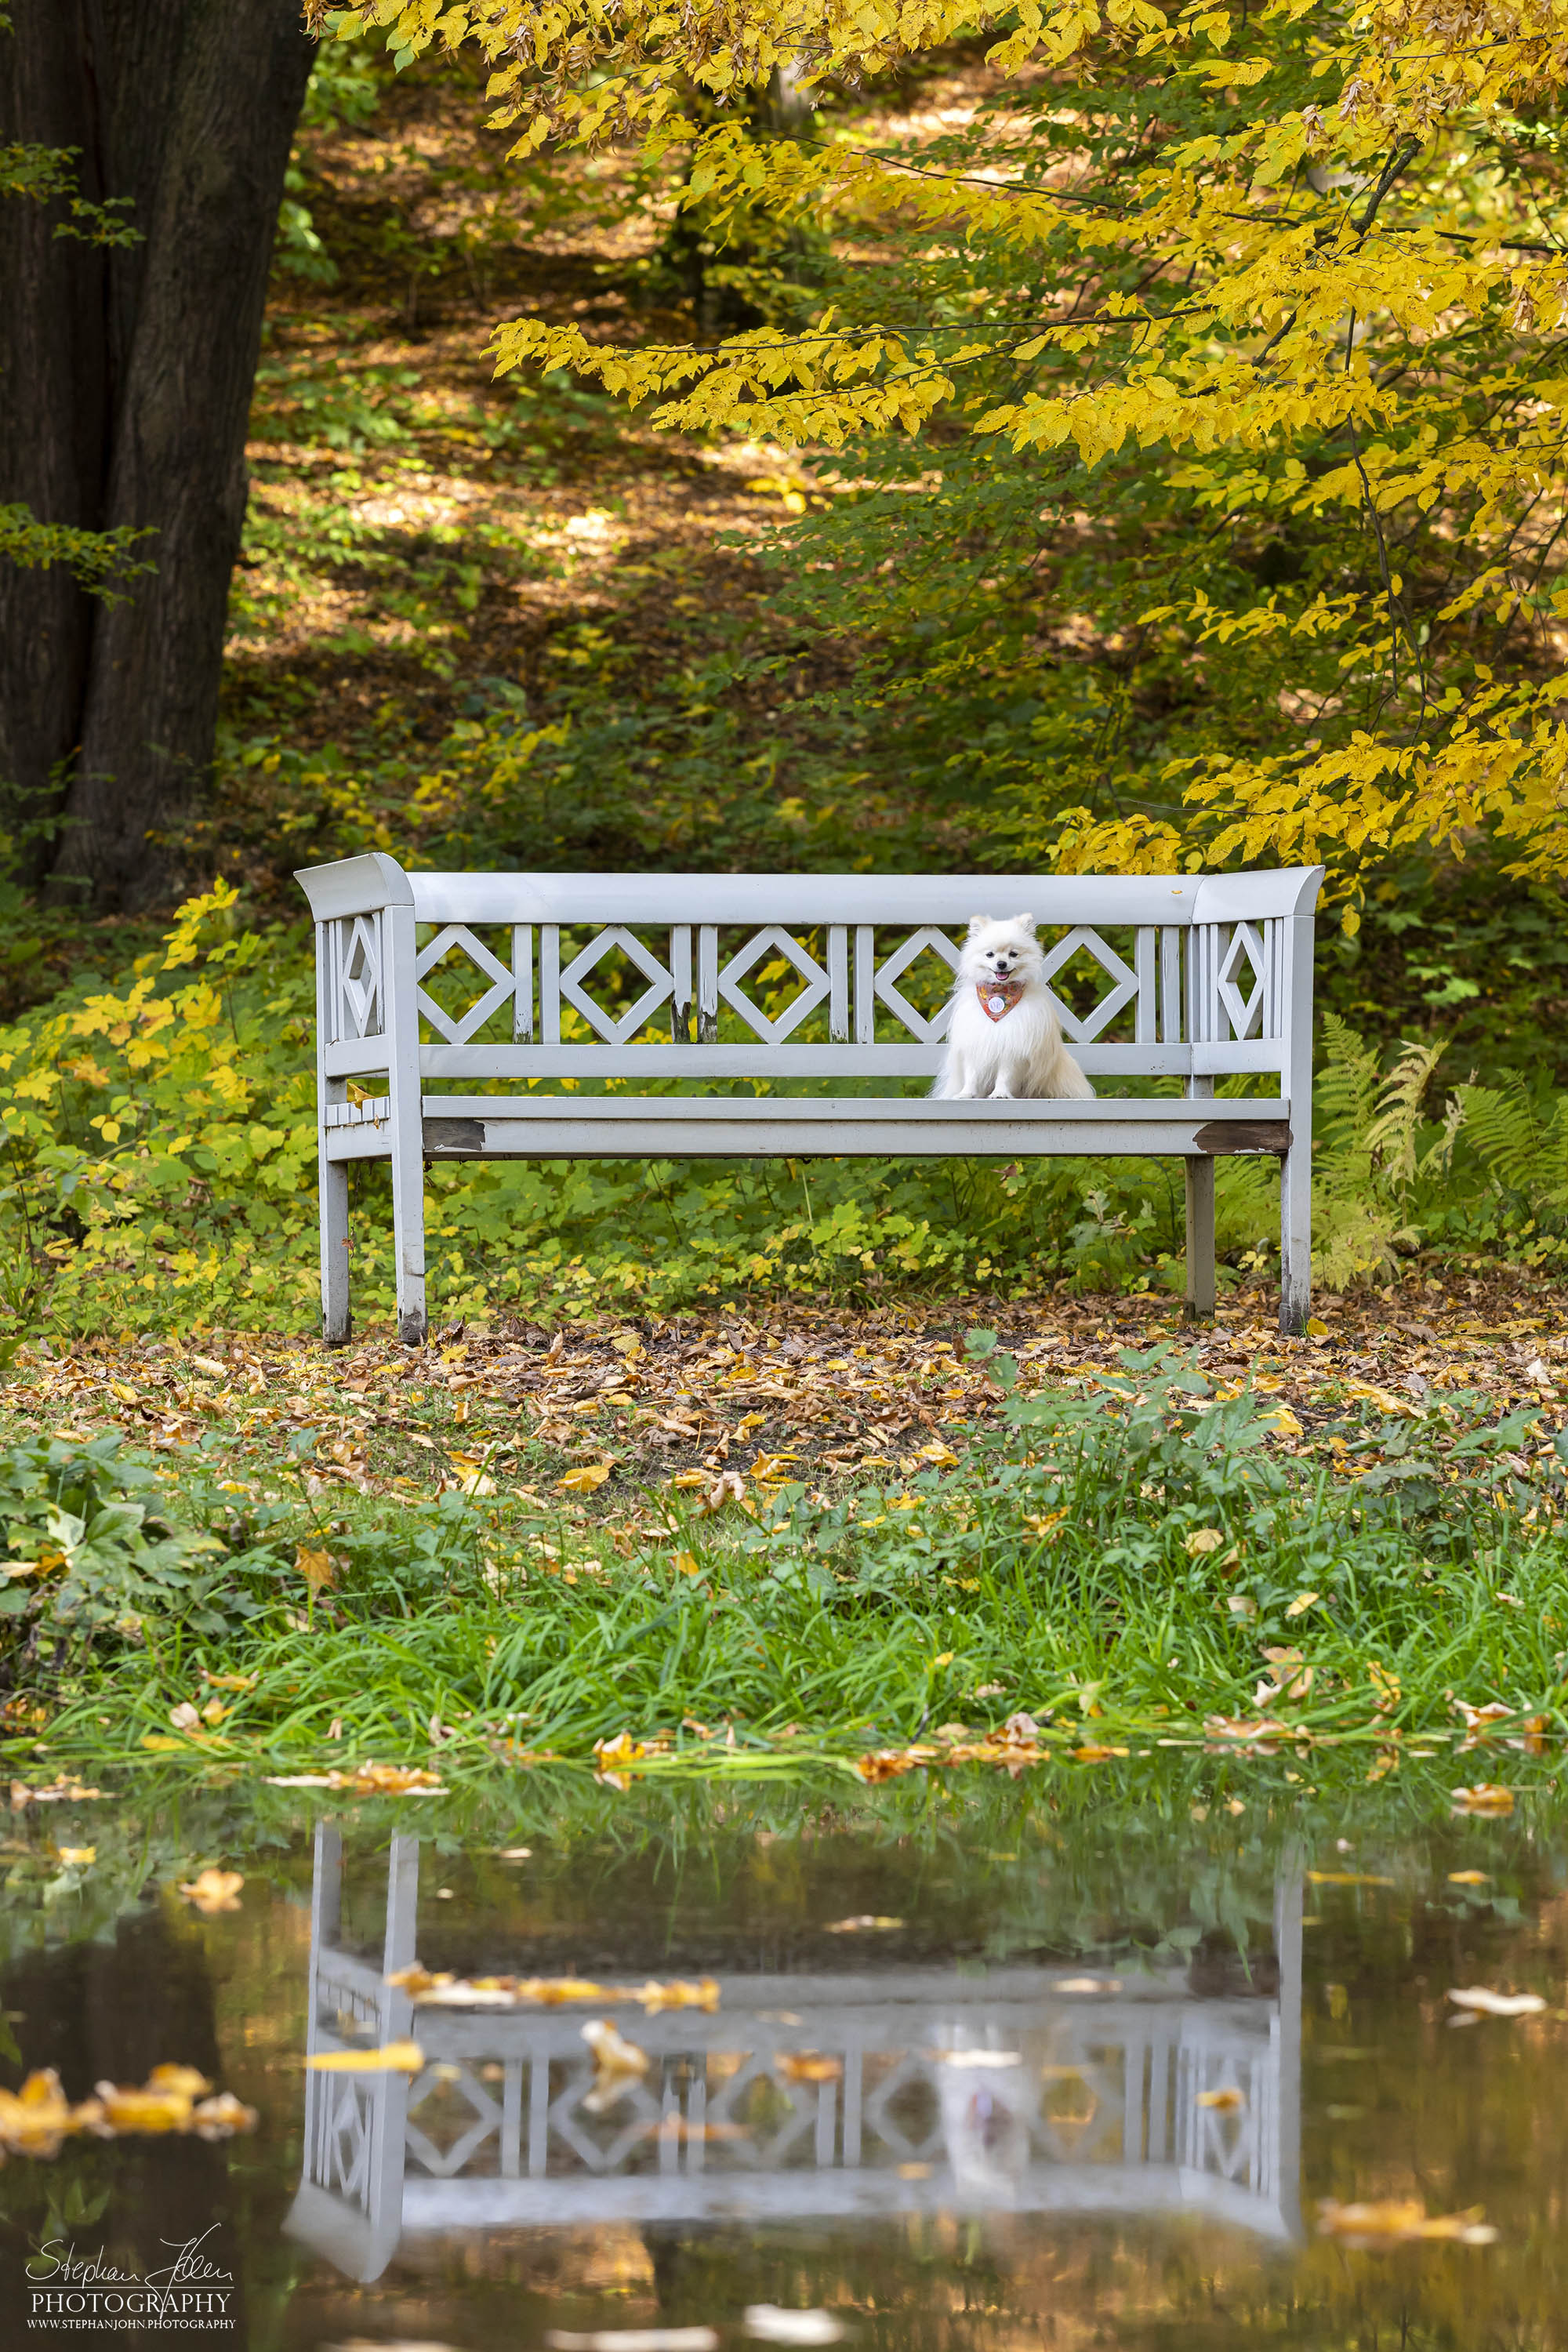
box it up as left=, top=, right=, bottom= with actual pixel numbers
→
left=932, top=914, right=1094, bottom=1102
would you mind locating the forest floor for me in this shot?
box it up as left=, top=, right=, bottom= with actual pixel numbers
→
left=2, top=1272, right=1563, bottom=1788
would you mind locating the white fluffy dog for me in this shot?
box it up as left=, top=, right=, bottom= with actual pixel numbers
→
left=932, top=914, right=1094, bottom=1101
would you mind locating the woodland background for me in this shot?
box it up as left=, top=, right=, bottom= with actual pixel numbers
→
left=3, top=5, right=1568, bottom=1343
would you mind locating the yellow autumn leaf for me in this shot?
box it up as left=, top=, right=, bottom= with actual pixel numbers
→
left=295, top=1544, right=334, bottom=1594
left=559, top=1462, right=612, bottom=1492
left=307, top=2039, right=425, bottom=2073
left=1185, top=1527, right=1224, bottom=1555
left=1285, top=1591, right=1320, bottom=1618
left=178, top=1867, right=245, bottom=1914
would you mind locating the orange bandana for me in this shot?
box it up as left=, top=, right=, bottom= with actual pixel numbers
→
left=977, top=977, right=1026, bottom=1022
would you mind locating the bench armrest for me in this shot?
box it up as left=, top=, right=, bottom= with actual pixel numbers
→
left=295, top=852, right=415, bottom=922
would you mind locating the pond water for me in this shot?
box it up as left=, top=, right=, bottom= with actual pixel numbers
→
left=2, top=1774, right=1566, bottom=2350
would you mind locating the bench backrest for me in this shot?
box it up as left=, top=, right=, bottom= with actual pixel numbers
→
left=296, top=856, right=1323, bottom=1091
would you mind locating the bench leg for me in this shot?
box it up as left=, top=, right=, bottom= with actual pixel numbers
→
left=390, top=1122, right=427, bottom=1348
left=1184, top=1157, right=1216, bottom=1320
left=321, top=1151, right=352, bottom=1348
left=1279, top=1134, right=1312, bottom=1335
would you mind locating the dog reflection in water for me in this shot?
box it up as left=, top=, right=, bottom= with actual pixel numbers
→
left=932, top=2045, right=1029, bottom=2205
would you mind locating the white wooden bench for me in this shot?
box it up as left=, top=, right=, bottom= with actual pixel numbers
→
left=296, top=857, right=1323, bottom=1346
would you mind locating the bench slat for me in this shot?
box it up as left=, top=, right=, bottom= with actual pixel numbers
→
left=413, top=1101, right=1290, bottom=1163
left=404, top=872, right=1211, bottom=927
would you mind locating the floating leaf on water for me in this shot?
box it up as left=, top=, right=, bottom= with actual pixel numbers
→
left=1196, top=2085, right=1247, bottom=2111
left=9, top=1776, right=103, bottom=1809
left=497, top=1846, right=533, bottom=1860
left=307, top=2040, right=425, bottom=2074
left=1317, top=2198, right=1499, bottom=2248
left=546, top=2332, right=719, bottom=2352
left=1446, top=1987, right=1548, bottom=2017
left=1054, top=1976, right=1122, bottom=1994
left=744, top=2311, right=849, bottom=2347
left=1307, top=1871, right=1395, bottom=1888
left=823, top=1916, right=903, bottom=1934
left=1451, top=1784, right=1515, bottom=1815
left=178, top=1867, right=244, bottom=1914
left=776, top=2051, right=844, bottom=2084
left=581, top=2016, right=649, bottom=2082
left=633, top=1976, right=720, bottom=2014
left=928, top=2048, right=1021, bottom=2069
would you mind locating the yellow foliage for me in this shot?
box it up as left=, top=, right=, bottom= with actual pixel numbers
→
left=310, top=0, right=1568, bottom=884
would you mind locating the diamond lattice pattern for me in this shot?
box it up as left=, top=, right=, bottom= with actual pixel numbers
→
left=416, top=924, right=516, bottom=1045
left=1217, top=923, right=1269, bottom=1040
left=338, top=915, right=383, bottom=1042
left=560, top=927, right=675, bottom=1044
left=874, top=930, right=961, bottom=1042
left=1035, top=927, right=1138, bottom=1044
left=719, top=927, right=829, bottom=1043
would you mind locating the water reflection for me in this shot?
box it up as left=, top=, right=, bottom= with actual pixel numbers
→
left=287, top=1828, right=1302, bottom=2281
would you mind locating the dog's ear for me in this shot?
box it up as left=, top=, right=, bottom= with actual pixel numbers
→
left=966, top=916, right=992, bottom=937
left=1014, top=912, right=1037, bottom=935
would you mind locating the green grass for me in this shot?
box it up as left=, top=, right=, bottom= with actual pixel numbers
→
left=5, top=1345, right=1565, bottom=1784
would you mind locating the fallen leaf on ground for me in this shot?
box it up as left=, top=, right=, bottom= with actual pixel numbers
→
left=1185, top=1528, right=1224, bottom=1556
left=823, top=1915, right=902, bottom=1933
left=1317, top=2198, right=1498, bottom=2247
left=178, top=1867, right=244, bottom=1913
left=1196, top=2086, right=1247, bottom=2111
left=853, top=1748, right=926, bottom=1783
left=1286, top=1592, right=1320, bottom=1619
left=1448, top=1871, right=1490, bottom=1886
left=558, top=1463, right=612, bottom=1493
left=55, top=1846, right=95, bottom=1867
left=201, top=1670, right=257, bottom=1693
left=168, top=1700, right=201, bottom=1732
left=1452, top=1784, right=1515, bottom=1814
left=744, top=2313, right=848, bottom=2347
left=1446, top=1987, right=1548, bottom=2017
left=296, top=1544, right=335, bottom=1594
left=307, top=2040, right=425, bottom=2073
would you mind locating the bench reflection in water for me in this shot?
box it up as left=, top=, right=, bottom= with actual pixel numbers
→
left=285, top=1828, right=1302, bottom=2283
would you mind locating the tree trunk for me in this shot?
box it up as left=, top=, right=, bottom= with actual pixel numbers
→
left=0, top=0, right=315, bottom=912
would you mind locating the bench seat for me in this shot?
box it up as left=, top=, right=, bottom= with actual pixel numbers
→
left=296, top=857, right=1323, bottom=1343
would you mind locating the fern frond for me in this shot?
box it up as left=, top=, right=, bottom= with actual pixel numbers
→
left=1459, top=1082, right=1568, bottom=1215
left=1364, top=1036, right=1445, bottom=1187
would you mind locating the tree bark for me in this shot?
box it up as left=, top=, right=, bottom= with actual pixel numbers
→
left=0, top=0, right=315, bottom=911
